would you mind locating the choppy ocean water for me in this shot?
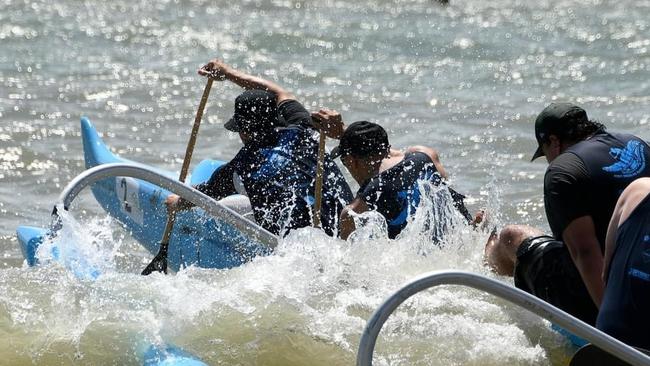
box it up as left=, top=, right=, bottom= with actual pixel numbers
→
left=1, top=0, right=649, bottom=364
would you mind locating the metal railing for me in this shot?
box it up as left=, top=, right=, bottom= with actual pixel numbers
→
left=357, top=270, right=650, bottom=366
left=52, top=163, right=278, bottom=249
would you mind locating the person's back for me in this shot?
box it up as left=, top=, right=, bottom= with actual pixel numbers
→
left=545, top=130, right=650, bottom=248
left=485, top=103, right=650, bottom=325
left=225, top=100, right=352, bottom=236
left=597, top=178, right=650, bottom=349
left=308, top=113, right=474, bottom=240
left=358, top=150, right=470, bottom=239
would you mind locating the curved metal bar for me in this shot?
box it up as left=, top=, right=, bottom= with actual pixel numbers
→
left=53, top=163, right=278, bottom=249
left=357, top=270, right=650, bottom=366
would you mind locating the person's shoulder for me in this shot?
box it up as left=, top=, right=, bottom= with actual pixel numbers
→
left=547, top=151, right=585, bottom=172
left=231, top=146, right=256, bottom=165
left=277, top=99, right=311, bottom=129
left=544, top=152, right=589, bottom=187
left=616, top=178, right=650, bottom=223
left=617, top=131, right=650, bottom=147
left=604, top=130, right=635, bottom=140
left=406, top=146, right=439, bottom=163
left=277, top=99, right=303, bottom=109
left=621, top=177, right=650, bottom=200
left=277, top=99, right=308, bottom=115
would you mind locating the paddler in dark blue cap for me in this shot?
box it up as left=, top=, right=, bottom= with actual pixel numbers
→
left=166, top=59, right=352, bottom=237
left=484, top=102, right=650, bottom=325
left=311, top=109, right=478, bottom=241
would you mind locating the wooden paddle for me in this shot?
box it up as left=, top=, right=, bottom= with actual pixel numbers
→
left=142, top=78, right=214, bottom=275
left=570, top=343, right=650, bottom=366
left=313, top=128, right=327, bottom=228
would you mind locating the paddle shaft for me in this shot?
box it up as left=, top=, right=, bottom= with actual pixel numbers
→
left=149, top=78, right=213, bottom=273
left=313, top=129, right=326, bottom=228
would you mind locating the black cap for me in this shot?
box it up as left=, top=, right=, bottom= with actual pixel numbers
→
left=531, top=103, right=588, bottom=161
left=332, top=121, right=390, bottom=159
left=225, top=90, right=279, bottom=133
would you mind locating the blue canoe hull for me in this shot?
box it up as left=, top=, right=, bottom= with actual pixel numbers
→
left=18, top=117, right=267, bottom=272
left=16, top=225, right=45, bottom=267
left=143, top=345, right=208, bottom=366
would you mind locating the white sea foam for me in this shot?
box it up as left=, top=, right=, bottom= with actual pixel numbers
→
left=0, top=183, right=567, bottom=365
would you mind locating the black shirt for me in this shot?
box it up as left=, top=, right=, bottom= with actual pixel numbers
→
left=357, top=151, right=471, bottom=239
left=544, top=131, right=650, bottom=249
left=196, top=100, right=353, bottom=237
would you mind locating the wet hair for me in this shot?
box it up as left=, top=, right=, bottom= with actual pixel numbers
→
left=562, top=118, right=606, bottom=143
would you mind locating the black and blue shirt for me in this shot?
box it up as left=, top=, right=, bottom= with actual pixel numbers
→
left=597, top=190, right=650, bottom=349
left=544, top=132, right=650, bottom=248
left=196, top=100, right=353, bottom=237
left=357, top=151, right=471, bottom=239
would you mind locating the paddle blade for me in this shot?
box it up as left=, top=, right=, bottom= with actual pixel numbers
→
left=141, top=242, right=168, bottom=275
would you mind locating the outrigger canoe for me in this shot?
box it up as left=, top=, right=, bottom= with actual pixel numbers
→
left=18, top=117, right=270, bottom=272
left=14, top=117, right=275, bottom=365
left=16, top=118, right=598, bottom=359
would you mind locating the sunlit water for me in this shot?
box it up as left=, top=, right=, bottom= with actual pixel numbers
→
left=1, top=0, right=649, bottom=364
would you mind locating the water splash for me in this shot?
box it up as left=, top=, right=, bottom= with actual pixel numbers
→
left=0, top=183, right=571, bottom=364
left=36, top=208, right=118, bottom=279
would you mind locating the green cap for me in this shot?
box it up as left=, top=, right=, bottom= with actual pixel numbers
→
left=531, top=103, right=588, bottom=161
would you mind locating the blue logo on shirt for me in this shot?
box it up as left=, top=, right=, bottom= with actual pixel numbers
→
left=643, top=235, right=650, bottom=263
left=628, top=268, right=650, bottom=281
left=602, top=140, right=646, bottom=178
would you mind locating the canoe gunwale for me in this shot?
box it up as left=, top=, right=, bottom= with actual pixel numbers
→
left=56, top=162, right=278, bottom=249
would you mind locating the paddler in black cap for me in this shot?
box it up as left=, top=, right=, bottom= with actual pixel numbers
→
left=311, top=109, right=478, bottom=241
left=484, top=102, right=650, bottom=325
left=166, top=59, right=352, bottom=237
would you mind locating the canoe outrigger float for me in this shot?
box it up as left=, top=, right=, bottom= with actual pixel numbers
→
left=15, top=118, right=650, bottom=365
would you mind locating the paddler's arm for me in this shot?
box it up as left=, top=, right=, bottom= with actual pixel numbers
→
left=562, top=217, right=605, bottom=308
left=165, top=163, right=238, bottom=213
left=198, top=59, right=294, bottom=104
left=545, top=154, right=604, bottom=307
left=603, top=200, right=623, bottom=285
left=339, top=197, right=369, bottom=240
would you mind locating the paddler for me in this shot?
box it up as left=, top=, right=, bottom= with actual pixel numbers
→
left=166, top=59, right=353, bottom=237
left=311, top=109, right=479, bottom=241
left=484, top=103, right=650, bottom=325
left=597, top=177, right=650, bottom=350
